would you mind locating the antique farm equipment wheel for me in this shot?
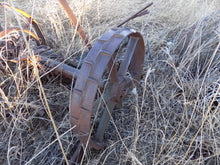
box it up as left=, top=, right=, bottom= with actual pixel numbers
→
left=70, top=27, right=145, bottom=150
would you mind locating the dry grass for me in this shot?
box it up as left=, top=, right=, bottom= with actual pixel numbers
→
left=0, top=0, right=220, bottom=164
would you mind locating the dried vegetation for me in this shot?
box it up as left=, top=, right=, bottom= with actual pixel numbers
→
left=0, top=0, right=220, bottom=164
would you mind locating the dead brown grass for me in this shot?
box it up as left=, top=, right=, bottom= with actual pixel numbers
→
left=0, top=0, right=220, bottom=164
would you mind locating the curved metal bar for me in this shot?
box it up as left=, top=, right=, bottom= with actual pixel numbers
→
left=0, top=27, right=39, bottom=41
left=118, top=36, right=139, bottom=77
left=0, top=4, right=46, bottom=45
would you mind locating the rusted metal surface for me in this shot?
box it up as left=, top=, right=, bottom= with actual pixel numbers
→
left=69, top=143, right=84, bottom=164
left=0, top=26, right=42, bottom=60
left=59, top=0, right=92, bottom=50
left=70, top=27, right=145, bottom=150
left=23, top=55, right=80, bottom=80
left=0, top=3, right=46, bottom=45
left=0, top=27, right=40, bottom=44
left=27, top=18, right=46, bottom=45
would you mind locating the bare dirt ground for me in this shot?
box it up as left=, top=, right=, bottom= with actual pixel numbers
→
left=0, top=0, right=220, bottom=164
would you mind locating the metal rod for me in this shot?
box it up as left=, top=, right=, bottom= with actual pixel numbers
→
left=94, top=87, right=117, bottom=142
left=117, top=2, right=153, bottom=27
left=59, top=0, right=92, bottom=49
left=10, top=55, right=79, bottom=80
left=38, top=56, right=79, bottom=80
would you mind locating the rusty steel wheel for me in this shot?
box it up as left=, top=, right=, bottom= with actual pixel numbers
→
left=70, top=27, right=145, bottom=150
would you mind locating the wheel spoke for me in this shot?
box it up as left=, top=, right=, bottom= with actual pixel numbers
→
left=94, top=37, right=140, bottom=142
left=118, top=36, right=139, bottom=77
left=94, top=85, right=117, bottom=142
left=108, top=56, right=119, bottom=83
